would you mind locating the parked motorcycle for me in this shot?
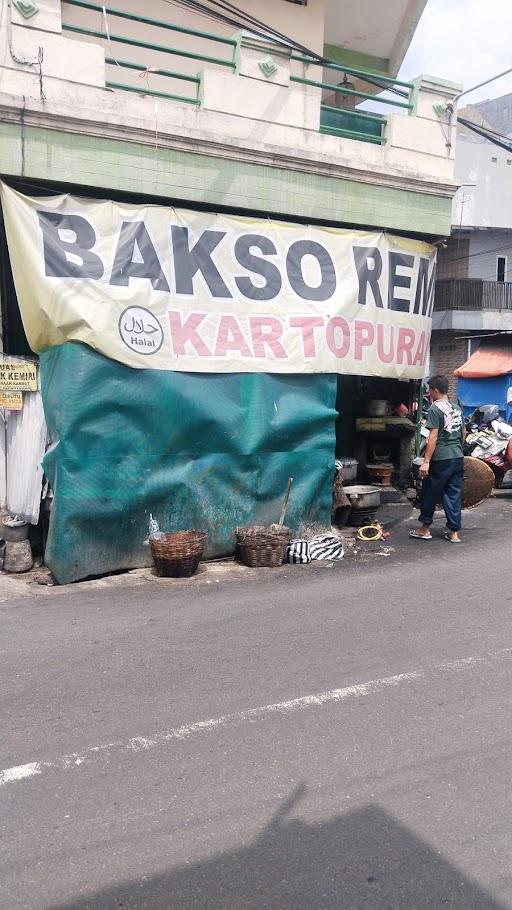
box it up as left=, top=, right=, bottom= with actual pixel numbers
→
left=464, top=405, right=512, bottom=489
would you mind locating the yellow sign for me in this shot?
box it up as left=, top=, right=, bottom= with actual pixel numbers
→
left=0, top=360, right=37, bottom=391
left=0, top=391, right=23, bottom=409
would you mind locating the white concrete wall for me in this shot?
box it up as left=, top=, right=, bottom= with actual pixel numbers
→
left=0, top=22, right=105, bottom=87
left=10, top=0, right=62, bottom=33
left=83, top=0, right=326, bottom=54
left=453, top=134, right=512, bottom=230
left=433, top=309, right=512, bottom=332
left=58, top=0, right=324, bottom=99
left=387, top=76, right=455, bottom=166
left=324, top=0, right=426, bottom=71
left=466, top=230, right=512, bottom=281
left=0, top=1, right=459, bottom=199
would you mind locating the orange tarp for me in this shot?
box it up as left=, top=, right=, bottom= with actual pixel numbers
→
left=454, top=344, right=512, bottom=378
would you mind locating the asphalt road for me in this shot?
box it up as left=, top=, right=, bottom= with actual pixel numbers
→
left=2, top=497, right=512, bottom=909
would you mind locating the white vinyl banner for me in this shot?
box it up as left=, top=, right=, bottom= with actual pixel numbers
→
left=1, top=184, right=436, bottom=378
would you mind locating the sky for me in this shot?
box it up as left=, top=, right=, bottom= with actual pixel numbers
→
left=399, top=0, right=512, bottom=104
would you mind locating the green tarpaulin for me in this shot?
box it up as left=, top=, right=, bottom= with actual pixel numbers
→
left=40, top=343, right=337, bottom=583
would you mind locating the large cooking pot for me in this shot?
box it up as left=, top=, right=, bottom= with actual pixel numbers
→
left=337, top=457, right=358, bottom=482
left=366, top=399, right=388, bottom=418
left=343, top=485, right=381, bottom=510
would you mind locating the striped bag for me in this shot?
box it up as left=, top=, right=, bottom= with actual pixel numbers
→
left=285, top=539, right=311, bottom=564
left=309, top=534, right=344, bottom=561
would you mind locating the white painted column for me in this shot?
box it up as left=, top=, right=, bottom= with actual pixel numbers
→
left=201, top=31, right=321, bottom=131
left=1, top=0, right=105, bottom=97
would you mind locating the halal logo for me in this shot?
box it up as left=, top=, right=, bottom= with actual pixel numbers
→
left=119, top=306, right=163, bottom=355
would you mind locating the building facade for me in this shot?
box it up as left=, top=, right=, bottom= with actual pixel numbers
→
left=0, top=0, right=459, bottom=580
left=0, top=0, right=457, bottom=242
left=432, top=98, right=512, bottom=394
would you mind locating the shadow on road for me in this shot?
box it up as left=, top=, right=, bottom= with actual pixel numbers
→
left=49, top=784, right=508, bottom=910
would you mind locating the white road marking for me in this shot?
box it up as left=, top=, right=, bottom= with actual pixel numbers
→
left=1, top=647, right=511, bottom=788
left=0, top=762, right=42, bottom=785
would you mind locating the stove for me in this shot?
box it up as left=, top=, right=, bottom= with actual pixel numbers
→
left=347, top=506, right=379, bottom=527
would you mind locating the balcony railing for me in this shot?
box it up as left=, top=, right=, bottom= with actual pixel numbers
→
left=435, top=278, right=512, bottom=312
left=291, top=55, right=413, bottom=145
left=61, top=0, right=414, bottom=142
left=62, top=0, right=237, bottom=104
left=319, top=106, right=385, bottom=145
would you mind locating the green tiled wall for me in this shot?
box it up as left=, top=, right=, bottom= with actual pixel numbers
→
left=0, top=121, right=452, bottom=235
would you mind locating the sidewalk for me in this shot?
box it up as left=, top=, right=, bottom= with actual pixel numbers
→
left=2, top=493, right=510, bottom=598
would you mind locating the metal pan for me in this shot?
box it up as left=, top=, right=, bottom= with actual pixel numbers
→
left=343, top=485, right=381, bottom=509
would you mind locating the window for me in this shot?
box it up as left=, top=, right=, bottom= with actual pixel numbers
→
left=497, top=255, right=507, bottom=283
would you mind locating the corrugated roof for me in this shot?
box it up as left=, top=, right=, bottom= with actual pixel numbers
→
left=454, top=344, right=512, bottom=379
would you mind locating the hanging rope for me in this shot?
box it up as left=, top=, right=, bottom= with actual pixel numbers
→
left=102, top=5, right=120, bottom=66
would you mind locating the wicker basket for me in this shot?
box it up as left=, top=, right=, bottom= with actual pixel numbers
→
left=149, top=530, right=207, bottom=577
left=236, top=525, right=290, bottom=568
left=462, top=456, right=495, bottom=509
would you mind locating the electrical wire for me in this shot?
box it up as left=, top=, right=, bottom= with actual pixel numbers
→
left=160, top=0, right=409, bottom=98
left=467, top=268, right=512, bottom=282
left=438, top=255, right=512, bottom=282
left=430, top=108, right=512, bottom=275
left=162, top=0, right=268, bottom=36
left=458, top=116, right=512, bottom=154
left=439, top=241, right=512, bottom=266
left=164, top=0, right=316, bottom=52
left=100, top=0, right=512, bottom=273
left=6, top=0, right=45, bottom=99
left=460, top=116, right=512, bottom=143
